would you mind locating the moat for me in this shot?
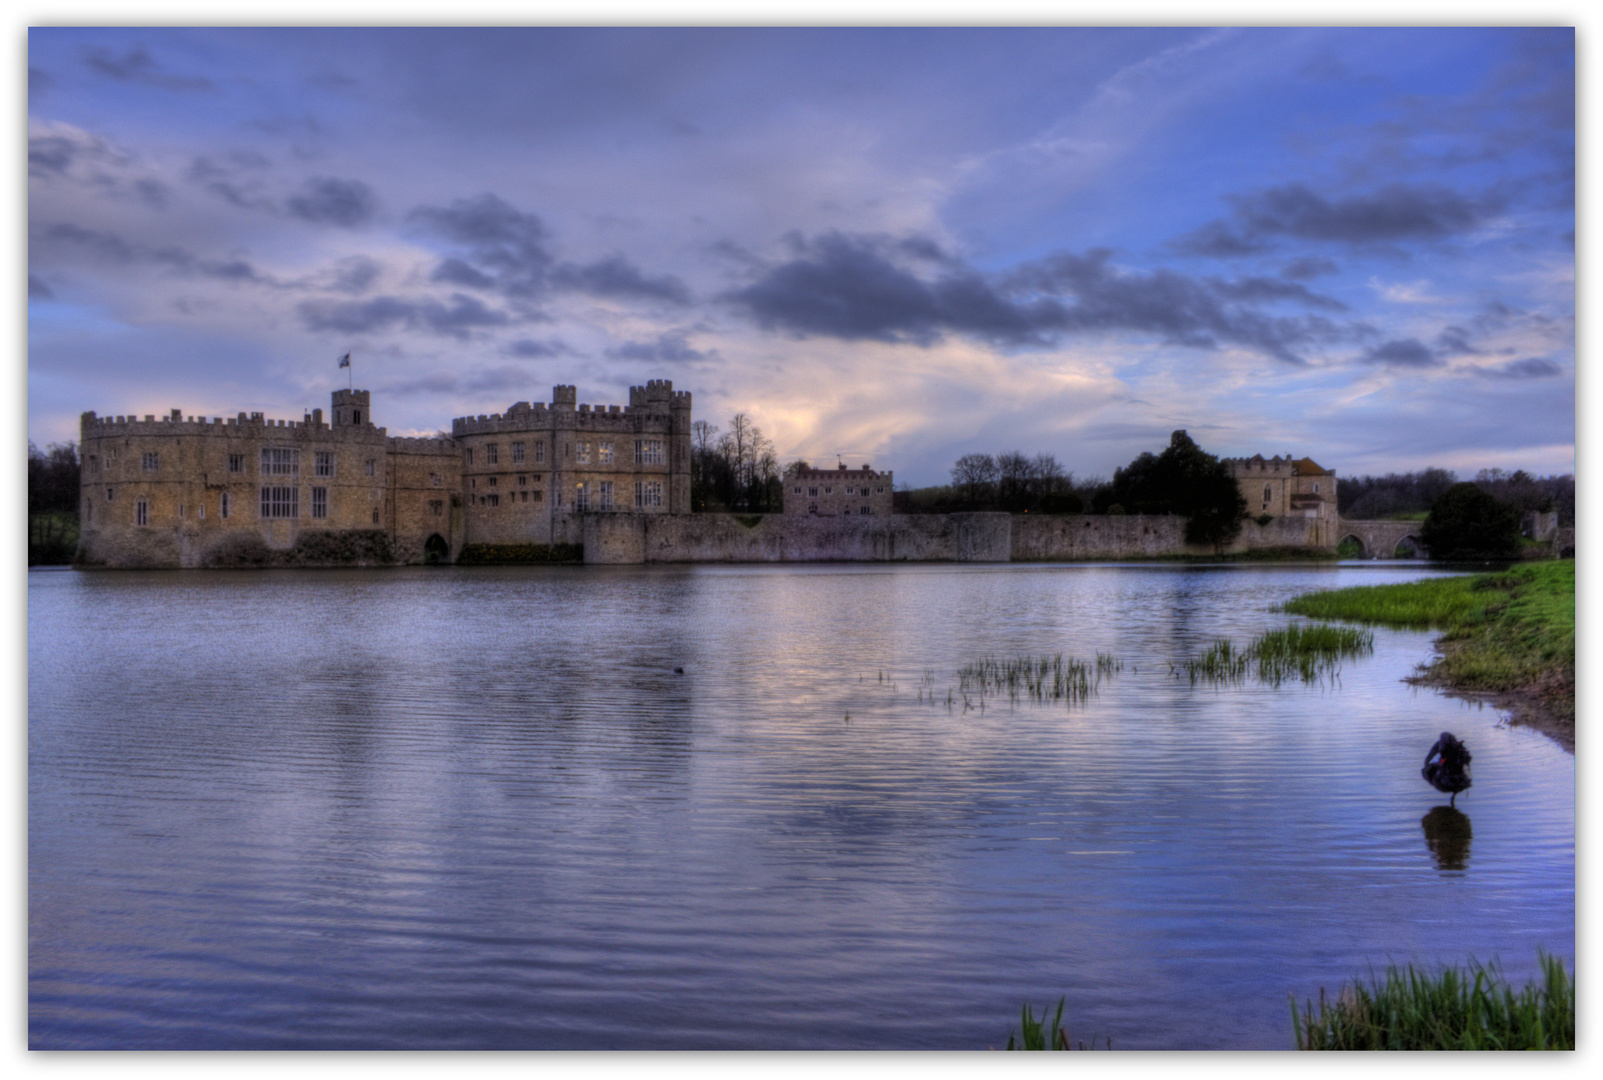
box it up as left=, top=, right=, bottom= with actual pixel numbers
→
left=28, top=562, right=1574, bottom=1049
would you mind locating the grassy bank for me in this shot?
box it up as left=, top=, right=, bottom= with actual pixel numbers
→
left=1281, top=561, right=1574, bottom=748
left=1293, top=953, right=1573, bottom=1050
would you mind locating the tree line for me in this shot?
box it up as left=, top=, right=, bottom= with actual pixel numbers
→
left=1339, top=468, right=1573, bottom=525
left=691, top=413, right=786, bottom=512
left=29, top=440, right=80, bottom=565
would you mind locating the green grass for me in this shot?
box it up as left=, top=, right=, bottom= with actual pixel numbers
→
left=1281, top=562, right=1573, bottom=721
left=1293, top=953, right=1573, bottom=1050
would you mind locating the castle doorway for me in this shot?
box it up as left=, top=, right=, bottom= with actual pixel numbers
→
left=423, top=533, right=450, bottom=565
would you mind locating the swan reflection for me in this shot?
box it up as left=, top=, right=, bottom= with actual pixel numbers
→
left=1421, top=806, right=1473, bottom=871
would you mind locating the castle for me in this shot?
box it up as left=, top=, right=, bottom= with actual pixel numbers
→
left=76, top=381, right=692, bottom=569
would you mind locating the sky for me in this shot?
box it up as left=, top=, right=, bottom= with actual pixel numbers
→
left=25, top=22, right=1576, bottom=488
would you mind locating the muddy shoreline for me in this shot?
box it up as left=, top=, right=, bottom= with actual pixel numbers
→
left=1405, top=643, right=1574, bottom=754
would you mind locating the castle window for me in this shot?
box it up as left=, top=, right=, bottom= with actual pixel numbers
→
left=532, top=490, right=542, bottom=502
left=1264, top=485, right=1272, bottom=504
left=311, top=487, right=328, bottom=519
left=315, top=451, right=334, bottom=477
left=366, top=459, right=376, bottom=476
left=260, top=486, right=298, bottom=519
left=535, top=441, right=546, bottom=463
left=794, top=487, right=801, bottom=495
left=824, top=486, right=833, bottom=495
left=107, top=487, right=114, bottom=501
left=846, top=486, right=854, bottom=495
left=808, top=487, right=818, bottom=498
left=577, top=441, right=592, bottom=465
left=198, top=504, right=205, bottom=520
left=599, top=442, right=614, bottom=465
left=575, top=482, right=588, bottom=511
left=142, top=452, right=159, bottom=472
left=261, top=447, right=299, bottom=476
left=518, top=474, right=528, bottom=487
left=178, top=503, right=185, bottom=519
left=635, top=439, right=664, bottom=465
left=598, top=481, right=614, bottom=509
left=512, top=442, right=525, bottom=463
left=487, top=443, right=499, bottom=465
left=430, top=500, right=443, bottom=517
left=635, top=480, right=661, bottom=508
left=861, top=506, right=871, bottom=515
left=1312, top=482, right=1320, bottom=494
left=470, top=478, right=476, bottom=489
left=353, top=410, right=361, bottom=424
left=89, top=455, right=98, bottom=473
left=135, top=499, right=148, bottom=526
left=372, top=508, right=380, bottom=524
left=430, top=473, right=441, bottom=486
left=488, top=476, right=497, bottom=488
left=229, top=453, right=243, bottom=473
left=876, top=487, right=885, bottom=494
left=487, top=493, right=500, bottom=507
left=221, top=492, right=230, bottom=519
left=465, top=448, right=473, bottom=466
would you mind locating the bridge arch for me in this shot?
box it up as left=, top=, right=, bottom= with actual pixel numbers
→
left=423, top=533, right=451, bottom=565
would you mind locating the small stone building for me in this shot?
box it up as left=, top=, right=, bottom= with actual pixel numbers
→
left=784, top=463, right=894, bottom=517
left=1224, top=453, right=1338, bottom=546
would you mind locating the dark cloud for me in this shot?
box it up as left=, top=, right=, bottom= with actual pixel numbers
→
left=408, top=193, right=554, bottom=298
left=1179, top=182, right=1500, bottom=258
left=286, top=177, right=378, bottom=227
left=297, top=292, right=510, bottom=338
left=328, top=256, right=381, bottom=294
left=728, top=232, right=1358, bottom=362
left=29, top=66, right=55, bottom=96
left=83, top=44, right=213, bottom=91
left=1479, top=357, right=1563, bottom=380
left=386, top=365, right=531, bottom=398
left=40, top=222, right=136, bottom=263
left=431, top=257, right=497, bottom=290
left=551, top=253, right=691, bottom=304
left=505, top=338, right=570, bottom=358
left=29, top=274, right=54, bottom=299
left=1434, top=326, right=1481, bottom=357
left=606, top=331, right=709, bottom=364
left=28, top=135, right=76, bottom=176
left=1361, top=338, right=1439, bottom=368
left=1280, top=257, right=1339, bottom=280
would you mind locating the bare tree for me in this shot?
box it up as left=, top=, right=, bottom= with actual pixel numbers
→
left=950, top=452, right=998, bottom=508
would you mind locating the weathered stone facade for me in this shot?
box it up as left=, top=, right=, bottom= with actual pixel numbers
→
left=1224, top=453, right=1338, bottom=548
left=77, top=381, right=691, bottom=568
left=783, top=463, right=894, bottom=517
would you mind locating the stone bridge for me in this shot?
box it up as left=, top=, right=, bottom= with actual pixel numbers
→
left=1337, top=518, right=1426, bottom=559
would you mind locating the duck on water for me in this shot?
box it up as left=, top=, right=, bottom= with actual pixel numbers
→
left=1423, top=731, right=1473, bottom=807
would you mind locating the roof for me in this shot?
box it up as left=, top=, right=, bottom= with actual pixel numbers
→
left=1293, top=457, right=1333, bottom=476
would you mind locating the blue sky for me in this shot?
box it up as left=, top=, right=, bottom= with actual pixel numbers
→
left=26, top=23, right=1575, bottom=487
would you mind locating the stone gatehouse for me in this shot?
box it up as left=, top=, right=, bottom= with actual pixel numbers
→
left=784, top=463, right=894, bottom=517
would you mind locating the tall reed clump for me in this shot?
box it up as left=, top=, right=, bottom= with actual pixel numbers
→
left=1179, top=624, right=1373, bottom=687
left=958, top=653, right=1117, bottom=705
left=1293, top=952, right=1573, bottom=1050
left=1003, top=998, right=1110, bottom=1050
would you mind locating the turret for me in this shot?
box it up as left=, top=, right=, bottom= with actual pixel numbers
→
left=332, top=388, right=371, bottom=428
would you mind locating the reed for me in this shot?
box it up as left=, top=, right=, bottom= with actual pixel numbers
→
left=1180, top=624, right=1372, bottom=687
left=1292, top=952, right=1573, bottom=1050
left=957, top=652, right=1113, bottom=705
left=1003, top=998, right=1110, bottom=1050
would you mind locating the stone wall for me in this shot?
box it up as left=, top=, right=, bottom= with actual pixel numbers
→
left=576, top=510, right=1326, bottom=565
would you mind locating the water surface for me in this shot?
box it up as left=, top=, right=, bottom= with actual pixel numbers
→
left=28, top=562, right=1574, bottom=1048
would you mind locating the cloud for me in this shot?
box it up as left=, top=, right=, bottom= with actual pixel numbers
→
left=297, top=292, right=511, bottom=338
left=1360, top=337, right=1439, bottom=368
left=1178, top=182, right=1500, bottom=255
left=550, top=253, right=691, bottom=304
left=325, top=256, right=382, bottom=294
left=1477, top=357, right=1563, bottom=380
left=82, top=44, right=213, bottom=91
left=286, top=176, right=379, bottom=227
left=728, top=232, right=1358, bottom=363
left=29, top=273, right=54, bottom=299
left=386, top=364, right=533, bottom=398
left=505, top=337, right=571, bottom=358
left=1280, top=257, right=1339, bottom=281
left=606, top=330, right=710, bottom=364
left=408, top=193, right=554, bottom=298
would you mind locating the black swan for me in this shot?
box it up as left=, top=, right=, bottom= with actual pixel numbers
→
left=1422, top=731, right=1472, bottom=806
